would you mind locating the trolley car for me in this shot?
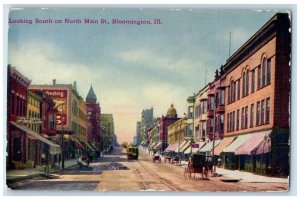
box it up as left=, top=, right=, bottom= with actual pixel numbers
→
left=127, top=146, right=139, bottom=160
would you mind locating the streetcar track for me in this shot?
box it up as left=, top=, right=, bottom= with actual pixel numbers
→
left=132, top=160, right=184, bottom=191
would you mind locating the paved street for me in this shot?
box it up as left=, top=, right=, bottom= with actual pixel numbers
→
left=9, top=147, right=288, bottom=192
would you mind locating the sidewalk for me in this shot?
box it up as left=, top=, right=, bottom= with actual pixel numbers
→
left=140, top=146, right=289, bottom=184
left=6, top=159, right=78, bottom=183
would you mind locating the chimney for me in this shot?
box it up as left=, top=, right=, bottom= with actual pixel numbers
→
left=53, top=79, right=56, bottom=85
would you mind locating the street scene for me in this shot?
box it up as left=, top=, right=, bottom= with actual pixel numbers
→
left=5, top=8, right=291, bottom=193
left=7, top=147, right=288, bottom=191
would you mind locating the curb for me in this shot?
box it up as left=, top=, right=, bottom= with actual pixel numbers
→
left=6, top=163, right=78, bottom=183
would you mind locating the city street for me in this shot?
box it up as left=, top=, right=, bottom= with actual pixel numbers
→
left=9, top=147, right=288, bottom=192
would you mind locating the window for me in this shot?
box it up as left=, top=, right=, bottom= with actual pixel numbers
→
left=236, top=109, right=240, bottom=131
left=228, top=85, right=231, bottom=104
left=237, top=80, right=240, bottom=100
left=188, top=106, right=193, bottom=119
left=246, top=69, right=249, bottom=96
left=220, top=114, right=224, bottom=132
left=203, top=100, right=207, bottom=114
left=215, top=92, right=219, bottom=108
left=227, top=113, right=230, bottom=132
left=233, top=82, right=236, bottom=102
left=245, top=106, right=248, bottom=128
left=262, top=58, right=266, bottom=87
left=231, top=81, right=234, bottom=102
left=267, top=59, right=271, bottom=85
left=232, top=111, right=235, bottom=131
left=202, top=121, right=206, bottom=137
left=242, top=72, right=245, bottom=97
left=250, top=104, right=254, bottom=128
left=209, top=96, right=214, bottom=110
left=251, top=70, right=255, bottom=93
left=195, top=125, right=199, bottom=138
left=209, top=118, right=213, bottom=133
left=220, top=89, right=225, bottom=105
left=261, top=100, right=265, bottom=125
left=266, top=98, right=270, bottom=123
left=241, top=108, right=245, bottom=129
left=258, top=65, right=261, bottom=89
left=229, top=112, right=232, bottom=131
left=256, top=102, right=261, bottom=126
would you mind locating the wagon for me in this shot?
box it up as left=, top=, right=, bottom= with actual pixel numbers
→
left=184, top=154, right=210, bottom=180
left=152, top=155, right=161, bottom=163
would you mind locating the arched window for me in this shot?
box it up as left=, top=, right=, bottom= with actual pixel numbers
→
left=262, top=57, right=266, bottom=87
left=242, top=71, right=246, bottom=97
left=246, top=69, right=249, bottom=95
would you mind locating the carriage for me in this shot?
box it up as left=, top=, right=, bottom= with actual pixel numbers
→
left=127, top=146, right=139, bottom=160
left=184, top=154, right=213, bottom=180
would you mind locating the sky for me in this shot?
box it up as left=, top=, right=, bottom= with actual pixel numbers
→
left=7, top=8, right=282, bottom=143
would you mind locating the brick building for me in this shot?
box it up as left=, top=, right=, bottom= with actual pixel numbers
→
left=219, top=13, right=291, bottom=176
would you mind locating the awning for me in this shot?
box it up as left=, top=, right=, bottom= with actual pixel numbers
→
left=214, top=137, right=236, bottom=156
left=10, top=121, right=61, bottom=154
left=70, top=136, right=85, bottom=150
left=169, top=143, right=179, bottom=152
left=222, top=134, right=252, bottom=153
left=235, top=130, right=272, bottom=155
left=164, top=144, right=174, bottom=152
left=140, top=141, right=145, bottom=145
left=153, top=142, right=163, bottom=150
left=149, top=142, right=158, bottom=149
left=175, top=141, right=187, bottom=153
left=184, top=142, right=206, bottom=154
left=179, top=141, right=191, bottom=153
left=198, top=140, right=221, bottom=152
left=85, top=141, right=96, bottom=151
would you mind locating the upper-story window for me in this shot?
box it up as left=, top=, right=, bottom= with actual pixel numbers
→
left=242, top=71, right=245, bottom=97
left=256, top=101, right=261, bottom=126
left=245, top=106, right=248, bottom=128
left=227, top=113, right=230, bottom=132
left=188, top=106, right=193, bottom=119
left=266, top=98, right=270, bottom=123
left=220, top=114, right=224, bottom=132
left=257, top=65, right=261, bottom=90
left=267, top=59, right=271, bottom=85
left=231, top=80, right=234, bottom=102
left=262, top=58, right=266, bottom=87
left=237, top=80, right=240, bottom=100
left=208, top=96, right=214, bottom=110
left=236, top=109, right=240, bottom=131
left=215, top=92, right=219, bottom=108
left=227, top=85, right=231, bottom=104
left=241, top=107, right=245, bottom=129
left=246, top=69, right=249, bottom=96
left=251, top=69, right=255, bottom=93
left=250, top=104, right=254, bottom=128
left=261, top=99, right=265, bottom=125
left=202, top=100, right=207, bottom=114
left=220, top=89, right=225, bottom=105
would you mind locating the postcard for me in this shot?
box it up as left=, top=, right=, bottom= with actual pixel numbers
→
left=5, top=7, right=291, bottom=193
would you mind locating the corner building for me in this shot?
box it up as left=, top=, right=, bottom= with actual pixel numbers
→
left=223, top=13, right=290, bottom=176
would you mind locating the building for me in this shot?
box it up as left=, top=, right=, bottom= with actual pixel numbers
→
left=193, top=85, right=209, bottom=142
left=85, top=85, right=101, bottom=152
left=141, top=108, right=154, bottom=143
left=7, top=66, right=31, bottom=169
left=167, top=117, right=188, bottom=151
left=73, top=98, right=87, bottom=154
left=147, top=117, right=161, bottom=153
left=100, top=114, right=115, bottom=152
left=206, top=70, right=226, bottom=141
left=219, top=13, right=291, bottom=176
left=134, top=121, right=142, bottom=145
left=186, top=95, right=195, bottom=139
left=29, top=80, right=84, bottom=161
left=159, top=104, right=181, bottom=151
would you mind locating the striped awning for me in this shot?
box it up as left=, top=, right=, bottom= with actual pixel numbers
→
left=235, top=130, right=272, bottom=155
left=179, top=141, right=191, bottom=153
left=198, top=140, right=221, bottom=152
left=153, top=142, right=163, bottom=150
left=165, top=143, right=178, bottom=152
left=222, top=134, right=252, bottom=153
left=71, top=136, right=85, bottom=150
left=214, top=137, right=236, bottom=156
left=149, top=142, right=158, bottom=149
left=184, top=142, right=206, bottom=154
left=175, top=141, right=187, bottom=153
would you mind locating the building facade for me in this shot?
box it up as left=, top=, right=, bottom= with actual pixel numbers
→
left=222, top=13, right=290, bottom=175
left=86, top=85, right=101, bottom=152
left=159, top=104, right=181, bottom=151
left=7, top=66, right=31, bottom=169
left=197, top=85, right=209, bottom=142
left=141, top=108, right=154, bottom=143
left=100, top=114, right=115, bottom=152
